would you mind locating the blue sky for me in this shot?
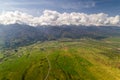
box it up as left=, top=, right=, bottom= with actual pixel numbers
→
left=0, top=0, right=120, bottom=16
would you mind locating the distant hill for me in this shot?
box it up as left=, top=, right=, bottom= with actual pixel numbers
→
left=0, top=24, right=120, bottom=48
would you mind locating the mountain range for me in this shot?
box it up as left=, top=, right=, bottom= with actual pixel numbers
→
left=0, top=24, right=120, bottom=48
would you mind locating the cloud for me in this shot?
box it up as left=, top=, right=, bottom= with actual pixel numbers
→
left=0, top=10, right=120, bottom=27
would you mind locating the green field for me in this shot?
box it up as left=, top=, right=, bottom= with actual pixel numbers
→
left=0, top=38, right=120, bottom=80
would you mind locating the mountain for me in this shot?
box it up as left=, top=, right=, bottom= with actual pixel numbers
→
left=0, top=24, right=120, bottom=48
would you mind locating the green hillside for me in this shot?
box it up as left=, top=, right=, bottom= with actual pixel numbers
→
left=0, top=38, right=120, bottom=80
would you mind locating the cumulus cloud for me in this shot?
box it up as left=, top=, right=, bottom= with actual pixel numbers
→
left=0, top=10, right=120, bottom=27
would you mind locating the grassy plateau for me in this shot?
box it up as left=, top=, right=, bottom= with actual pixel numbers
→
left=0, top=37, right=120, bottom=80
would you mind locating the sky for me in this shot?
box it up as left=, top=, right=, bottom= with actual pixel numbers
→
left=0, top=0, right=120, bottom=26
left=0, top=0, right=120, bottom=16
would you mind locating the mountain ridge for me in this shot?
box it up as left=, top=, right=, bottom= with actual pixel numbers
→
left=0, top=24, right=120, bottom=48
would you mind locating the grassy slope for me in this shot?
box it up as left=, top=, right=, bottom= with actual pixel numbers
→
left=0, top=38, right=120, bottom=80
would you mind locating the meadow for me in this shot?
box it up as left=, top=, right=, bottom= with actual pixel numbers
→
left=0, top=37, right=120, bottom=80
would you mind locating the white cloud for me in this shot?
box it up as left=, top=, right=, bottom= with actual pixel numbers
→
left=0, top=10, right=120, bottom=27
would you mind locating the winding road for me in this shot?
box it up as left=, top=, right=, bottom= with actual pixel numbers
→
left=44, top=55, right=51, bottom=80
